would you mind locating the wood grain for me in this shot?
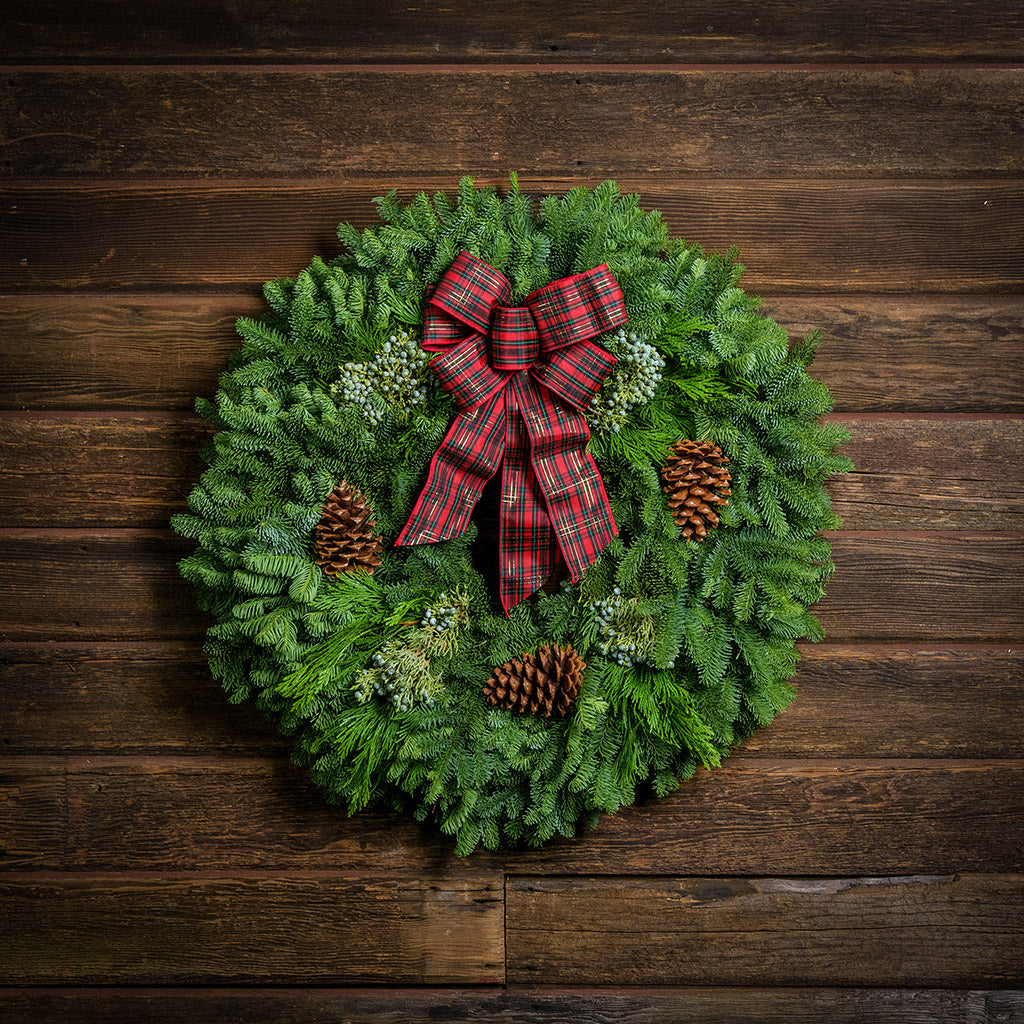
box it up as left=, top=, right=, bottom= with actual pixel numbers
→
left=0, top=761, right=66, bottom=866
left=820, top=534, right=1024, bottom=642
left=0, top=415, right=207, bottom=527
left=2, top=13, right=1022, bottom=1008
left=4, top=643, right=1019, bottom=757
left=762, top=296, right=1024, bottom=413
left=0, top=758, right=453, bottom=872
left=4, top=0, right=1024, bottom=63
left=0, top=295, right=248, bottom=410
left=1, top=986, right=1021, bottom=1024
left=511, top=759, right=1024, bottom=874
left=2, top=294, right=1023, bottom=413
left=4, top=757, right=1022, bottom=875
left=828, top=418, right=1024, bottom=530
left=5, top=181, right=1021, bottom=295
left=1, top=532, right=1021, bottom=642
left=3, top=414, right=1020, bottom=530
left=0, top=642, right=287, bottom=753
left=754, top=645, right=1024, bottom=757
left=3, top=70, right=1021, bottom=179
left=0, top=531, right=200, bottom=641
left=0, top=875, right=505, bottom=984
left=506, top=874, right=1024, bottom=985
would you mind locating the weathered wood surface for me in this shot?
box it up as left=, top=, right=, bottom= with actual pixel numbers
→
left=821, top=534, right=1024, bottom=641
left=3, top=757, right=1022, bottom=875
left=3, top=70, right=1021, bottom=179
left=0, top=295, right=247, bottom=410
left=4, top=181, right=1023, bottom=294
left=2, top=294, right=1023, bottom=413
left=4, top=643, right=1019, bottom=757
left=827, top=417, right=1024, bottom=530
left=762, top=296, right=1024, bottom=413
left=510, top=759, right=1024, bottom=875
left=0, top=642, right=286, bottom=753
left=2, top=987, right=1021, bottom=1024
left=3, top=872, right=1020, bottom=986
left=0, top=70, right=1019, bottom=179
left=2, top=414, right=1020, bottom=529
left=754, top=645, right=1024, bottom=757
left=4, top=0, right=1024, bottom=63
left=505, top=874, right=1024, bottom=986
left=0, top=531, right=202, bottom=641
left=2, top=4, right=1022, bottom=1015
left=0, top=875, right=505, bottom=984
left=1, top=531, right=1020, bottom=642
left=0, top=415, right=207, bottom=527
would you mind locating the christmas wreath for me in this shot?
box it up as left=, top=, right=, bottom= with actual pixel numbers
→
left=173, top=177, right=851, bottom=854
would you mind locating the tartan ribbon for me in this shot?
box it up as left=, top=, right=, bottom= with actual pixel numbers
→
left=395, top=250, right=627, bottom=615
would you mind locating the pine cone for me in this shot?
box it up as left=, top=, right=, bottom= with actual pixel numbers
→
left=484, top=643, right=584, bottom=718
left=660, top=439, right=732, bottom=541
left=314, top=480, right=383, bottom=576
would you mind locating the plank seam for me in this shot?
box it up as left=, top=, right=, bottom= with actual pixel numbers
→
left=825, top=413, right=1024, bottom=422
left=1, top=983, right=1020, bottom=990
left=4, top=754, right=1017, bottom=770
left=3, top=62, right=1023, bottom=73
left=502, top=872, right=1017, bottom=883
left=7, top=410, right=1024, bottom=423
left=6, top=175, right=1024, bottom=188
left=4, top=527, right=1023, bottom=540
left=0, top=869, right=505, bottom=882
left=0, top=984, right=1020, bottom=994
left=6, top=871, right=1022, bottom=886
left=5, top=410, right=1024, bottom=421
left=3, top=289, right=1023, bottom=299
left=0, top=639, right=1019, bottom=652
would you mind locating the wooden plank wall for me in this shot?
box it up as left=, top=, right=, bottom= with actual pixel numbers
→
left=1, top=4, right=1023, bottom=1021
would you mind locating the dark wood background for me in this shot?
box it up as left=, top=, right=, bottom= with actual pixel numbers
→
left=2, top=4, right=1023, bottom=1021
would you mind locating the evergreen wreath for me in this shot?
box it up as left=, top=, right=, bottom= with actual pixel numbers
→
left=173, top=177, right=852, bottom=854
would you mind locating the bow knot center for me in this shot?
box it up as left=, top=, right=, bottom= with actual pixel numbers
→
left=490, top=305, right=539, bottom=371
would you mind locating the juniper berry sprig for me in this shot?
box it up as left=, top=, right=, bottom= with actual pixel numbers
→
left=330, top=326, right=431, bottom=426
left=587, top=587, right=664, bottom=668
left=352, top=641, right=440, bottom=712
left=410, top=587, right=471, bottom=655
left=589, top=327, right=665, bottom=434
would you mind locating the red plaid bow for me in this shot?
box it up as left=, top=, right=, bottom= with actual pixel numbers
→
left=395, top=250, right=627, bottom=614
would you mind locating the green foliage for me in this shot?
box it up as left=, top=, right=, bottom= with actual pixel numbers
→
left=173, top=176, right=850, bottom=854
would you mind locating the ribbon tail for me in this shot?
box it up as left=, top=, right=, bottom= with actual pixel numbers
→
left=513, top=373, right=617, bottom=584
left=395, top=390, right=507, bottom=547
left=499, top=383, right=560, bottom=615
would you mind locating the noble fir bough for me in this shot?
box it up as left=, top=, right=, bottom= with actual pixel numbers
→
left=173, top=176, right=852, bottom=854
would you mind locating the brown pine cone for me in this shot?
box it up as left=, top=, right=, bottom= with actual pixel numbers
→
left=484, top=643, right=584, bottom=718
left=314, top=480, right=383, bottom=576
left=660, top=439, right=732, bottom=541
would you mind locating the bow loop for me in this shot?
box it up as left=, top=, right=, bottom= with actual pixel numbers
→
left=528, top=264, right=629, bottom=356
left=397, top=251, right=628, bottom=614
left=530, top=339, right=616, bottom=412
left=428, top=250, right=510, bottom=334
left=429, top=333, right=507, bottom=413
